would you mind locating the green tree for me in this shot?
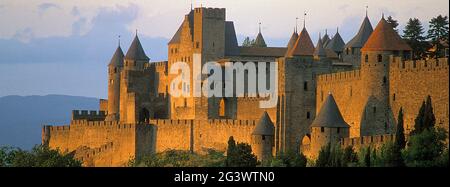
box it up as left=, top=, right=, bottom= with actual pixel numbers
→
left=315, top=143, right=332, bottom=167
left=267, top=150, right=307, bottom=167
left=427, top=15, right=449, bottom=58
left=342, top=146, right=358, bottom=167
left=386, top=16, right=399, bottom=33
left=0, top=145, right=81, bottom=167
left=364, top=146, right=371, bottom=167
left=413, top=96, right=436, bottom=134
left=242, top=37, right=256, bottom=47
left=225, top=136, right=258, bottom=167
left=404, top=128, right=447, bottom=167
left=392, top=107, right=406, bottom=167
left=403, top=18, right=428, bottom=59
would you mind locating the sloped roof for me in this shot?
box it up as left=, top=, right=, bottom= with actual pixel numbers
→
left=225, top=21, right=240, bottom=56
left=322, top=31, right=331, bottom=47
left=314, top=35, right=327, bottom=57
left=254, top=32, right=267, bottom=47
left=311, top=93, right=350, bottom=128
left=252, top=111, right=275, bottom=135
left=109, top=46, right=124, bottom=67
left=168, top=24, right=183, bottom=44
left=345, top=16, right=373, bottom=49
left=326, top=31, right=345, bottom=53
left=288, top=27, right=315, bottom=57
left=125, top=35, right=149, bottom=61
left=362, top=17, right=412, bottom=52
left=285, top=31, right=299, bottom=56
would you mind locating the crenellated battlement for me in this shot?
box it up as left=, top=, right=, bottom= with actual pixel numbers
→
left=75, top=142, right=114, bottom=163
left=72, top=110, right=106, bottom=121
left=340, top=134, right=395, bottom=148
left=390, top=57, right=449, bottom=72
left=194, top=7, right=226, bottom=19
left=317, top=70, right=361, bottom=84
left=150, top=119, right=257, bottom=128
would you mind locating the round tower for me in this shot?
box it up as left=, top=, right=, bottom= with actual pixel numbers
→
left=251, top=111, right=275, bottom=162
left=359, top=16, right=412, bottom=135
left=105, top=45, right=124, bottom=121
left=310, top=93, right=350, bottom=158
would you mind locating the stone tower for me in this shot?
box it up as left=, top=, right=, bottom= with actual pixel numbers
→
left=359, top=16, right=412, bottom=135
left=251, top=111, right=275, bottom=161
left=310, top=93, right=350, bottom=158
left=343, top=14, right=373, bottom=67
left=105, top=45, right=124, bottom=121
left=120, top=34, right=151, bottom=124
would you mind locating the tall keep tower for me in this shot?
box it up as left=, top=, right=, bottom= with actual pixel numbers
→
left=105, top=45, right=124, bottom=121
left=359, top=16, right=412, bottom=135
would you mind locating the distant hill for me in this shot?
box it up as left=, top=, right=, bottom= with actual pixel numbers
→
left=0, top=95, right=99, bottom=149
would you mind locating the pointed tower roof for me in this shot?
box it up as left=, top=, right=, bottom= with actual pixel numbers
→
left=254, top=32, right=267, bottom=47
left=288, top=27, right=315, bottom=56
left=109, top=46, right=124, bottom=67
left=322, top=30, right=331, bottom=47
left=362, top=17, right=412, bottom=52
left=252, top=111, right=275, bottom=135
left=325, top=29, right=345, bottom=53
left=285, top=31, right=299, bottom=56
left=125, top=34, right=150, bottom=61
left=311, top=93, right=350, bottom=128
left=314, top=34, right=327, bottom=57
left=345, top=16, right=373, bottom=49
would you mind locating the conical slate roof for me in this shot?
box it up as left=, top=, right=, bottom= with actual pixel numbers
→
left=311, top=93, right=350, bottom=128
left=109, top=46, right=124, bottom=67
left=314, top=34, right=327, bottom=57
left=252, top=112, right=275, bottom=135
left=125, top=35, right=150, bottom=61
left=322, top=30, right=331, bottom=47
left=326, top=30, right=345, bottom=53
left=345, top=16, right=373, bottom=49
left=362, top=17, right=412, bottom=52
left=288, top=27, right=315, bottom=57
left=254, top=32, right=267, bottom=47
left=285, top=31, right=299, bottom=56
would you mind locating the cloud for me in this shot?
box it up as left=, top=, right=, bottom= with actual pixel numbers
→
left=38, top=3, right=60, bottom=12
left=13, top=27, right=34, bottom=43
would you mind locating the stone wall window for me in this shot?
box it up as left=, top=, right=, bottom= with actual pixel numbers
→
left=321, top=127, right=324, bottom=132
left=337, top=127, right=340, bottom=134
left=196, top=42, right=200, bottom=49
left=383, top=76, right=387, bottom=84
left=304, top=81, right=308, bottom=91
left=373, top=107, right=376, bottom=114
left=377, top=54, right=382, bottom=62
left=306, top=111, right=311, bottom=119
left=365, top=54, right=369, bottom=63
left=393, top=93, right=396, bottom=101
left=262, top=135, right=266, bottom=140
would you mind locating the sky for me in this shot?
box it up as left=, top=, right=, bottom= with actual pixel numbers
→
left=0, top=0, right=448, bottom=98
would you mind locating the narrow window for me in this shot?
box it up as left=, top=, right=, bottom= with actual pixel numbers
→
left=196, top=42, right=200, bottom=49
left=393, top=93, right=396, bottom=101
left=262, top=135, right=266, bottom=140
left=383, top=76, right=387, bottom=84
left=306, top=112, right=311, bottom=119
left=321, top=127, right=325, bottom=132
left=373, top=107, right=376, bottom=114
left=304, top=81, right=308, bottom=91
left=365, top=54, right=369, bottom=63
left=337, top=127, right=340, bottom=134
left=377, top=54, right=382, bottom=62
